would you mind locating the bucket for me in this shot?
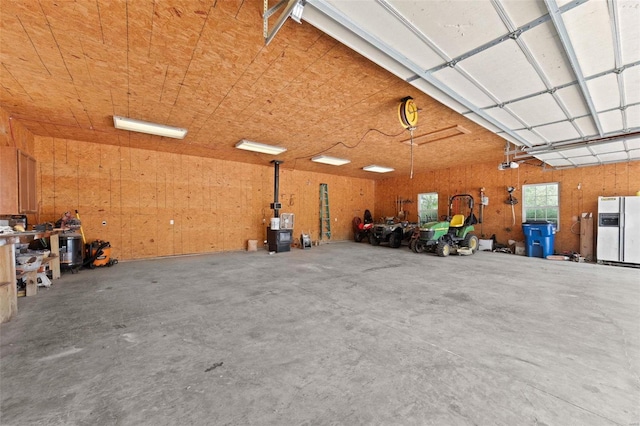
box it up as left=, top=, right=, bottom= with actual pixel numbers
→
left=247, top=240, right=258, bottom=252
left=59, top=233, right=84, bottom=268
left=270, top=217, right=280, bottom=230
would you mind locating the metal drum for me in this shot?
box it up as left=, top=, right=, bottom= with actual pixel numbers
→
left=59, top=233, right=83, bottom=269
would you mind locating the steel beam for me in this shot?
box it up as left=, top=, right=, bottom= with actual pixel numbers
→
left=543, top=0, right=604, bottom=136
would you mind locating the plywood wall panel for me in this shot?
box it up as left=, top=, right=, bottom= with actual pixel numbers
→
left=52, top=138, right=68, bottom=167
left=130, top=214, right=158, bottom=259
left=77, top=165, right=103, bottom=212
left=118, top=169, right=140, bottom=215
left=156, top=212, right=176, bottom=258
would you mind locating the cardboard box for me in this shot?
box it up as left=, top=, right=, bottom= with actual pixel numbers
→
left=509, top=240, right=525, bottom=255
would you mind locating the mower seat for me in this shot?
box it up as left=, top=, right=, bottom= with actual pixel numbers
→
left=450, top=214, right=465, bottom=228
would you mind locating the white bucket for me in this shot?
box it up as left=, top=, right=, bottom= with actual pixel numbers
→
left=270, top=217, right=280, bottom=230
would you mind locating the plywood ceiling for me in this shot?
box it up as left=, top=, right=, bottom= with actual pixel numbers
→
left=1, top=0, right=636, bottom=178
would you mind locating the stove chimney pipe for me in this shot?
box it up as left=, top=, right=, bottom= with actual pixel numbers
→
left=270, top=160, right=282, bottom=218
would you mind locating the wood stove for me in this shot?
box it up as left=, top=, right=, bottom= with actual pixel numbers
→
left=266, top=159, right=291, bottom=252
left=267, top=227, right=292, bottom=252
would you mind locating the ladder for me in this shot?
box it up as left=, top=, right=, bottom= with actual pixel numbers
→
left=319, top=183, right=331, bottom=240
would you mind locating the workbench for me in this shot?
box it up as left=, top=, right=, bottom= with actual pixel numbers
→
left=0, top=230, right=61, bottom=323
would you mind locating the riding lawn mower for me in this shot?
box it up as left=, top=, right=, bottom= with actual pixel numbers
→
left=409, top=194, right=479, bottom=256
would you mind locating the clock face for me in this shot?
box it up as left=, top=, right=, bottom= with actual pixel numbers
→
left=398, top=97, right=418, bottom=129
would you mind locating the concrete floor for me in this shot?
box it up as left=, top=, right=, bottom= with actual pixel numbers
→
left=1, top=242, right=638, bottom=425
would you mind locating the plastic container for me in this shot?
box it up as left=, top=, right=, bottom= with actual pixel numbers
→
left=522, top=221, right=556, bottom=258
left=16, top=253, right=43, bottom=272
left=270, top=217, right=280, bottom=230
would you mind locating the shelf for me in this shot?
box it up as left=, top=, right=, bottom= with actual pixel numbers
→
left=41, top=255, right=57, bottom=264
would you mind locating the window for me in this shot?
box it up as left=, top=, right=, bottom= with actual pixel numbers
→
left=418, top=192, right=438, bottom=224
left=522, top=183, right=559, bottom=230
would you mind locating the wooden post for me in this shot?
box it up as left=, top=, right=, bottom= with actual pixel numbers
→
left=25, top=271, right=38, bottom=297
left=49, top=233, right=61, bottom=279
left=0, top=239, right=19, bottom=323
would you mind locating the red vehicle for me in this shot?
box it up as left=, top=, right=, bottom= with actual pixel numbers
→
left=352, top=209, right=373, bottom=242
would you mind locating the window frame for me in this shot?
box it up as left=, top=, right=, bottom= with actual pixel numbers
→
left=522, top=182, right=560, bottom=230
left=417, top=192, right=439, bottom=224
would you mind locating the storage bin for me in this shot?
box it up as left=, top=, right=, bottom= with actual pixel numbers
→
left=522, top=221, right=556, bottom=258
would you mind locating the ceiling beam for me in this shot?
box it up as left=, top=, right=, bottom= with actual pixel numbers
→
left=491, top=0, right=583, bottom=142
left=543, top=0, right=604, bottom=137
left=607, top=0, right=628, bottom=133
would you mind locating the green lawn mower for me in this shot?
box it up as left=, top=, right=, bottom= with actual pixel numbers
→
left=409, top=194, right=479, bottom=256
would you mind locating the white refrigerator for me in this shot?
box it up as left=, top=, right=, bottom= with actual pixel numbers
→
left=597, top=196, right=640, bottom=264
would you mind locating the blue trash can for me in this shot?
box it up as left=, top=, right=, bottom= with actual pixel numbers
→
left=522, top=221, right=556, bottom=258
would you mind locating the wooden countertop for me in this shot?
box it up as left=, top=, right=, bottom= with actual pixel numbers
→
left=0, top=229, right=63, bottom=246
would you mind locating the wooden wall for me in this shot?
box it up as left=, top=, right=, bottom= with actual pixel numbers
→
left=0, top=108, right=34, bottom=152
left=33, top=136, right=375, bottom=260
left=375, top=160, right=640, bottom=254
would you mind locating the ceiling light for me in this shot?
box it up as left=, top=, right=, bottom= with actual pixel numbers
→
left=113, top=116, right=187, bottom=139
left=311, top=155, right=350, bottom=166
left=498, top=162, right=519, bottom=170
left=363, top=165, right=394, bottom=173
left=235, top=139, right=287, bottom=155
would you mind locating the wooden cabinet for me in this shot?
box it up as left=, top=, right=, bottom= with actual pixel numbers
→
left=0, top=146, right=19, bottom=214
left=0, top=147, right=36, bottom=214
left=18, top=150, right=37, bottom=213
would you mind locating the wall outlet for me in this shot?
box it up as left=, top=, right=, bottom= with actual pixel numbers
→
left=170, top=219, right=174, bottom=225
left=102, top=221, right=107, bottom=226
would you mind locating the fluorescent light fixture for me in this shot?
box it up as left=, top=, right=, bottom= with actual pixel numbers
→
left=235, top=139, right=287, bottom=155
left=113, top=116, right=187, bottom=139
left=363, top=164, right=394, bottom=173
left=311, top=155, right=351, bottom=166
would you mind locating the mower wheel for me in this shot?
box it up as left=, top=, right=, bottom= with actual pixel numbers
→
left=369, top=234, right=380, bottom=246
left=355, top=232, right=364, bottom=242
left=389, top=232, right=402, bottom=248
left=436, top=241, right=451, bottom=257
left=463, top=234, right=479, bottom=253
left=410, top=239, right=424, bottom=253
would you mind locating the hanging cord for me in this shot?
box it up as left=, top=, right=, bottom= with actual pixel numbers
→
left=291, top=128, right=405, bottom=170
left=409, top=127, right=415, bottom=179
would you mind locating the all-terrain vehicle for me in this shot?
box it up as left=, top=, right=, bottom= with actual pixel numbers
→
left=352, top=209, right=374, bottom=242
left=409, top=194, right=479, bottom=256
left=369, top=217, right=418, bottom=248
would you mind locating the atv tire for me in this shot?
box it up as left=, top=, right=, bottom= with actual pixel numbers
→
left=462, top=234, right=479, bottom=253
left=369, top=234, right=380, bottom=246
left=436, top=241, right=451, bottom=257
left=389, top=232, right=402, bottom=248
